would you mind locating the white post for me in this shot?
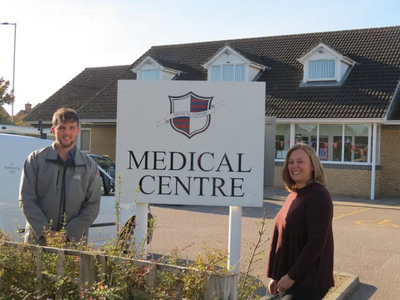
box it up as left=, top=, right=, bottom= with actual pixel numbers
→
left=371, top=123, right=377, bottom=200
left=368, top=124, right=372, bottom=163
left=228, top=206, right=242, bottom=273
left=316, top=125, right=320, bottom=157
left=290, top=123, right=295, bottom=146
left=134, top=203, right=148, bottom=257
left=341, top=124, right=345, bottom=162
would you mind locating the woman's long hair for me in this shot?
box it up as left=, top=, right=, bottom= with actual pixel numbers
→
left=282, top=143, right=327, bottom=192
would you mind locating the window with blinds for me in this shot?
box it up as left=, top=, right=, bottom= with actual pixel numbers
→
left=140, top=70, right=160, bottom=81
left=211, top=64, right=245, bottom=81
left=309, top=60, right=335, bottom=80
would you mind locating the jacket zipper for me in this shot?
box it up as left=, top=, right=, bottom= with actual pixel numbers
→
left=57, top=165, right=67, bottom=231
left=55, top=170, right=60, bottom=196
left=61, top=165, right=67, bottom=228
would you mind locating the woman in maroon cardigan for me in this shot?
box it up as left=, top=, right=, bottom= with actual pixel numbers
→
left=267, top=144, right=334, bottom=300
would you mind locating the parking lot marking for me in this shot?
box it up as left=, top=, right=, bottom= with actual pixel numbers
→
left=333, top=208, right=372, bottom=220
left=356, top=219, right=400, bottom=228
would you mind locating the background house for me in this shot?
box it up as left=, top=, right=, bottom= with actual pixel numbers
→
left=13, top=103, right=33, bottom=123
left=23, top=26, right=400, bottom=198
left=0, top=106, right=11, bottom=124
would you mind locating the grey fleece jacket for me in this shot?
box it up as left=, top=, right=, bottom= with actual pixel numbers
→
left=19, top=143, right=101, bottom=245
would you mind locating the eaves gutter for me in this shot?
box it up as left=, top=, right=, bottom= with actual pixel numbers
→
left=276, top=118, right=384, bottom=124
left=79, top=119, right=117, bottom=124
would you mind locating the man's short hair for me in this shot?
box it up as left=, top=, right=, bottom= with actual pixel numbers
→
left=52, top=108, right=79, bottom=128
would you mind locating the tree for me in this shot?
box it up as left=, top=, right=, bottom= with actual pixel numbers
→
left=0, top=77, right=14, bottom=106
left=0, top=109, right=12, bottom=124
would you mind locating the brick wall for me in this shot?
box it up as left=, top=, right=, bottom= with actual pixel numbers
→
left=380, top=126, right=400, bottom=196
left=274, top=166, right=285, bottom=189
left=88, top=125, right=117, bottom=160
left=325, top=168, right=380, bottom=198
left=274, top=165, right=381, bottom=198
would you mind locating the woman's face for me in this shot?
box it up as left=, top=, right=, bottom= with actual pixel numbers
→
left=288, top=148, right=314, bottom=189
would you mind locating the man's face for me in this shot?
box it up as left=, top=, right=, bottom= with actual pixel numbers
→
left=51, top=120, right=80, bottom=149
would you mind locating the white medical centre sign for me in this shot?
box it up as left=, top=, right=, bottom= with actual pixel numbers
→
left=116, top=81, right=265, bottom=207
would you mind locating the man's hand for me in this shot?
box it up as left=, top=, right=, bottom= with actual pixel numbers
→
left=277, top=274, right=295, bottom=293
left=268, top=279, right=278, bottom=295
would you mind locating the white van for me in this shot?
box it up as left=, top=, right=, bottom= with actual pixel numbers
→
left=0, top=132, right=139, bottom=247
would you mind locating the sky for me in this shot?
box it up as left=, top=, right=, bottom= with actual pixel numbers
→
left=0, top=0, right=399, bottom=117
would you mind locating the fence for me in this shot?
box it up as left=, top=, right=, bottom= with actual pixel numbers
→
left=3, top=241, right=238, bottom=300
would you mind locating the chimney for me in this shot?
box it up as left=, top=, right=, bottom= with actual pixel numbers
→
left=25, top=103, right=32, bottom=111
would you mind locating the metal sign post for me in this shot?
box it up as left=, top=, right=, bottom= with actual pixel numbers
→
left=228, top=206, right=242, bottom=273
left=134, top=203, right=149, bottom=257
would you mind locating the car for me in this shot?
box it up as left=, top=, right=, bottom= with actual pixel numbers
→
left=0, top=132, right=152, bottom=248
left=87, top=154, right=116, bottom=195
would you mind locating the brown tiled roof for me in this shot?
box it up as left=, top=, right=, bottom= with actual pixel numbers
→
left=146, top=26, right=400, bottom=119
left=15, top=109, right=28, bottom=117
left=24, top=65, right=135, bottom=121
left=150, top=55, right=190, bottom=72
left=231, top=46, right=268, bottom=67
left=25, top=26, right=400, bottom=121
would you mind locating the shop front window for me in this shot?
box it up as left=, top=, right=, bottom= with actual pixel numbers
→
left=295, top=124, right=317, bottom=148
left=275, top=124, right=290, bottom=159
left=274, top=123, right=372, bottom=163
left=344, top=125, right=369, bottom=162
left=314, top=136, right=329, bottom=161
left=318, top=124, right=343, bottom=161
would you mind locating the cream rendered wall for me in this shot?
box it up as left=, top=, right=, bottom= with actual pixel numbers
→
left=140, top=61, right=159, bottom=71
left=249, top=66, right=261, bottom=81
left=139, top=60, right=177, bottom=80
left=212, top=53, right=246, bottom=65
left=162, top=71, right=177, bottom=80
left=308, top=51, right=336, bottom=61
left=340, top=61, right=350, bottom=78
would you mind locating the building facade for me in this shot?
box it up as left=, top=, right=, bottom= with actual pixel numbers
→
left=24, top=26, right=400, bottom=198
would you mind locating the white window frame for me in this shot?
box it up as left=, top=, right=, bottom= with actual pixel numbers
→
left=210, top=64, right=246, bottom=82
left=298, top=43, right=356, bottom=84
left=306, top=59, right=337, bottom=82
left=138, top=69, right=161, bottom=81
left=79, top=128, right=91, bottom=153
left=275, top=123, right=378, bottom=165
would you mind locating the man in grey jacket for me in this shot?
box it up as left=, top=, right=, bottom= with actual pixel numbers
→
left=19, top=108, right=101, bottom=245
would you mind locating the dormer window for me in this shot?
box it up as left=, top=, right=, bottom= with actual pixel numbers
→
left=211, top=64, right=245, bottom=81
left=298, top=43, right=356, bottom=84
left=132, top=56, right=182, bottom=81
left=309, top=60, right=335, bottom=80
left=140, top=69, right=160, bottom=81
left=203, top=45, right=266, bottom=82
